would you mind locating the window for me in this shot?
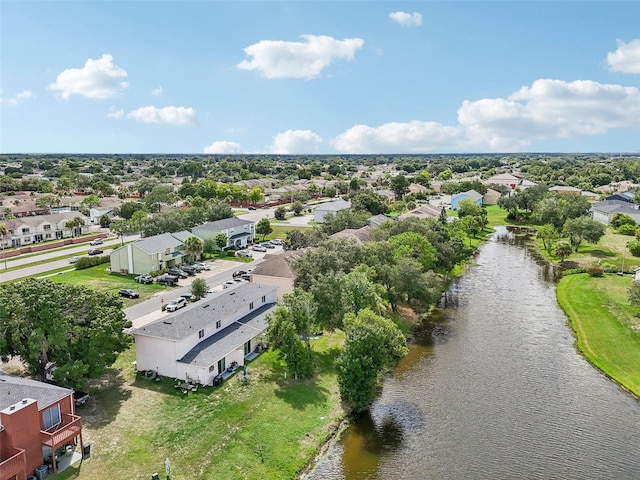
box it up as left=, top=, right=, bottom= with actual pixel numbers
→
left=199, top=329, right=205, bottom=338
left=43, top=224, right=51, bottom=231
left=209, top=364, right=215, bottom=372
left=249, top=302, right=254, bottom=310
left=21, top=228, right=29, bottom=234
left=262, top=296, right=266, bottom=303
left=216, top=320, right=221, bottom=329
left=42, top=404, right=61, bottom=431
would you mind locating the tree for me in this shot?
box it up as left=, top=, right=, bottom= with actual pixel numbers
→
left=321, top=209, right=370, bottom=236
left=99, top=214, right=111, bottom=228
left=191, top=278, right=208, bottom=301
left=91, top=180, right=115, bottom=196
left=628, top=281, right=640, bottom=306
left=134, top=177, right=159, bottom=198
left=214, top=232, right=228, bottom=251
left=562, top=216, right=606, bottom=252
left=457, top=199, right=488, bottom=230
left=336, top=309, right=407, bottom=412
left=324, top=186, right=337, bottom=198
left=248, top=187, right=264, bottom=205
left=0, top=278, right=131, bottom=390
left=350, top=190, right=389, bottom=215
left=340, top=266, right=384, bottom=316
left=555, top=240, right=573, bottom=262
left=389, top=232, right=437, bottom=271
left=256, top=218, right=273, bottom=241
left=274, top=206, right=287, bottom=220
left=80, top=194, right=101, bottom=209
left=208, top=200, right=233, bottom=221
left=291, top=201, right=304, bottom=216
left=390, top=258, right=440, bottom=312
left=265, top=306, right=314, bottom=379
left=282, top=289, right=318, bottom=354
left=143, top=185, right=176, bottom=213
left=65, top=216, right=85, bottom=238
left=536, top=224, right=557, bottom=253
left=117, top=201, right=147, bottom=220
left=189, top=196, right=209, bottom=210
left=110, top=219, right=132, bottom=245
left=390, top=174, right=410, bottom=200
left=184, top=235, right=204, bottom=261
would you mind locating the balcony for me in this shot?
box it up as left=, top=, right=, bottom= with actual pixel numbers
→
left=41, top=413, right=82, bottom=449
left=0, top=448, right=26, bottom=480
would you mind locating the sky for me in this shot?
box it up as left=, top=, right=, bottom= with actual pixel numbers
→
left=1, top=1, right=639, bottom=155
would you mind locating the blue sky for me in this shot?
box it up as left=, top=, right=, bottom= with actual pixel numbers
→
left=1, top=1, right=639, bottom=154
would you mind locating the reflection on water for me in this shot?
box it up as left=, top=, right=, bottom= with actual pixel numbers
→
left=307, top=227, right=640, bottom=480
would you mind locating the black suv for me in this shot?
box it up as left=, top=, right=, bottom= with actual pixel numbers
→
left=181, top=266, right=197, bottom=276
left=168, top=268, right=188, bottom=279
left=232, top=270, right=247, bottom=278
left=88, top=248, right=103, bottom=256
left=157, top=275, right=179, bottom=286
left=118, top=289, right=140, bottom=299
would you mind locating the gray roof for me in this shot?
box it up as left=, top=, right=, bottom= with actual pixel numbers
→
left=0, top=371, right=72, bottom=411
left=171, top=230, right=195, bottom=242
left=195, top=218, right=254, bottom=231
left=606, top=191, right=635, bottom=202
left=399, top=204, right=443, bottom=220
left=368, top=214, right=396, bottom=226
left=315, top=199, right=351, bottom=212
left=134, top=232, right=184, bottom=254
left=591, top=201, right=640, bottom=215
left=454, top=190, right=483, bottom=201
left=132, top=283, right=278, bottom=341
left=178, top=304, right=274, bottom=367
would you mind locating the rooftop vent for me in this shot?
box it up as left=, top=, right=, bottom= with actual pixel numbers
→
left=22, top=399, right=28, bottom=404
left=163, top=321, right=172, bottom=325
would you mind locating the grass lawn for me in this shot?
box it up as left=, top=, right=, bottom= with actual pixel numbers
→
left=557, top=273, right=640, bottom=397
left=58, top=332, right=346, bottom=480
left=50, top=264, right=165, bottom=303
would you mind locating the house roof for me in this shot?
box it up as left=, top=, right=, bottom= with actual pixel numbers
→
left=132, top=283, right=278, bottom=341
left=133, top=232, right=184, bottom=254
left=591, top=200, right=640, bottom=216
left=3, top=211, right=89, bottom=230
left=195, top=217, right=254, bottom=231
left=0, top=371, right=72, bottom=411
left=368, top=214, right=396, bottom=226
left=171, top=230, right=195, bottom=242
left=251, top=252, right=298, bottom=278
left=549, top=185, right=582, bottom=192
left=453, top=190, right=483, bottom=201
left=399, top=204, right=444, bottom=220
left=315, top=199, right=351, bottom=212
left=329, top=225, right=371, bottom=243
left=178, top=304, right=274, bottom=367
left=606, top=191, right=635, bottom=202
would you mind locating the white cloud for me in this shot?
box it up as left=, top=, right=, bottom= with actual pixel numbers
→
left=0, top=90, right=34, bottom=106
left=48, top=54, right=128, bottom=100
left=607, top=39, right=640, bottom=74
left=237, top=34, right=364, bottom=79
left=269, top=129, right=322, bottom=154
left=107, top=106, right=124, bottom=119
left=203, top=141, right=242, bottom=154
left=331, top=79, right=640, bottom=153
left=389, top=11, right=423, bottom=27
left=127, top=106, right=197, bottom=126
left=151, top=85, right=163, bottom=96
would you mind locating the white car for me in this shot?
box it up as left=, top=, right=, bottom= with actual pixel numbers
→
left=69, top=256, right=80, bottom=264
left=193, top=262, right=211, bottom=271
left=236, top=250, right=252, bottom=257
left=222, top=281, right=236, bottom=289
left=252, top=245, right=267, bottom=252
left=166, top=297, right=187, bottom=312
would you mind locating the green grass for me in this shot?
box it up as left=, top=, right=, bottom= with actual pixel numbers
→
left=58, top=332, right=346, bottom=480
left=557, top=273, right=640, bottom=397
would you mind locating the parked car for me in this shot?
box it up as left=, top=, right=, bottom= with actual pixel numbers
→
left=73, top=391, right=90, bottom=407
left=261, top=242, right=275, bottom=249
left=69, top=256, right=80, bottom=264
left=181, top=266, right=197, bottom=276
left=240, top=273, right=251, bottom=281
left=157, top=275, right=179, bottom=286
left=168, top=268, right=188, bottom=279
left=252, top=245, right=267, bottom=252
left=232, top=270, right=247, bottom=278
left=193, top=262, right=211, bottom=271
left=270, top=238, right=283, bottom=245
left=188, top=264, right=203, bottom=272
left=134, top=274, right=154, bottom=284
left=236, top=249, right=252, bottom=257
left=222, top=281, right=236, bottom=289
left=119, top=288, right=140, bottom=299
left=166, top=297, right=187, bottom=312
left=248, top=206, right=257, bottom=210
left=88, top=249, right=103, bottom=256
left=89, top=238, right=104, bottom=246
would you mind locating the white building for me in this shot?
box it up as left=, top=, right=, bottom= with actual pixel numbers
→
left=314, top=199, right=352, bottom=223
left=131, top=283, right=277, bottom=385
left=1, top=212, right=90, bottom=248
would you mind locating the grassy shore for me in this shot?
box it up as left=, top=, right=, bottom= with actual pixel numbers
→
left=58, top=332, right=345, bottom=480
left=557, top=273, right=640, bottom=397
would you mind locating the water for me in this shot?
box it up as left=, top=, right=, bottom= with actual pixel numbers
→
left=307, top=227, right=640, bottom=479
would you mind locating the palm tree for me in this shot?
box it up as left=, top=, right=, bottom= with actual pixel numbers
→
left=65, top=216, right=86, bottom=238
left=184, top=235, right=204, bottom=262
left=555, top=240, right=573, bottom=262
left=0, top=222, right=8, bottom=270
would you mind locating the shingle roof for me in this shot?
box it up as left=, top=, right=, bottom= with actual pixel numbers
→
left=4, top=211, right=89, bottom=229
left=195, top=218, right=254, bottom=231
left=132, top=283, right=277, bottom=341
left=0, top=371, right=72, bottom=411
left=399, top=205, right=443, bottom=220
left=134, top=232, right=184, bottom=254
left=178, top=304, right=274, bottom=367
left=251, top=252, right=297, bottom=278
left=171, top=230, right=195, bottom=242
left=315, top=199, right=351, bottom=212
left=591, top=201, right=640, bottom=215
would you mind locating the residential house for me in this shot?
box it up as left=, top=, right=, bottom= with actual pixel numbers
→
left=408, top=183, right=427, bottom=196
left=549, top=185, right=582, bottom=196
left=0, top=372, right=84, bottom=478
left=249, top=251, right=300, bottom=300
left=634, top=268, right=640, bottom=282
left=591, top=200, right=640, bottom=226
left=368, top=214, right=396, bottom=227
left=580, top=191, right=600, bottom=202
left=373, top=189, right=395, bottom=203
left=191, top=218, right=256, bottom=249
left=0, top=212, right=90, bottom=249
left=482, top=188, right=502, bottom=206
left=485, top=173, right=538, bottom=191
left=399, top=204, right=444, bottom=220
left=314, top=199, right=352, bottom=223
left=451, top=190, right=483, bottom=211
left=605, top=191, right=635, bottom=203
left=131, top=283, right=278, bottom=385
left=109, top=231, right=188, bottom=275
left=0, top=193, right=49, bottom=220
left=329, top=226, right=372, bottom=244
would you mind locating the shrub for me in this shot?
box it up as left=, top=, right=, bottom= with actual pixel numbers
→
left=601, top=262, right=617, bottom=273
left=617, top=224, right=638, bottom=236
left=587, top=264, right=604, bottom=277
left=75, top=255, right=110, bottom=270
left=629, top=240, right=640, bottom=257
left=274, top=206, right=286, bottom=221
left=562, top=268, right=588, bottom=276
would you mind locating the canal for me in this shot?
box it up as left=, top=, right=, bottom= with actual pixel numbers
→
left=307, top=227, right=640, bottom=479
